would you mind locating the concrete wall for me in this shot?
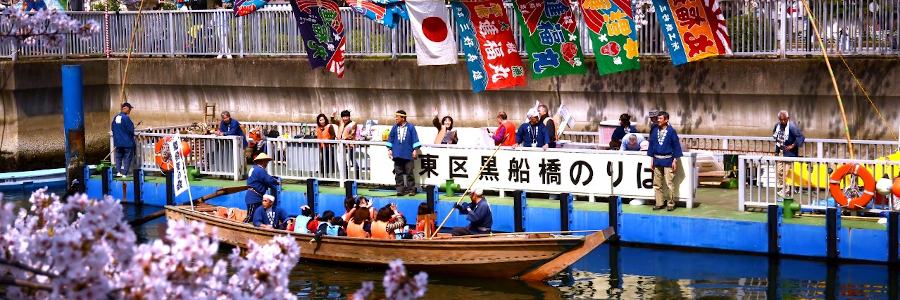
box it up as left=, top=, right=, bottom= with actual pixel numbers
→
left=2, top=57, right=899, bottom=171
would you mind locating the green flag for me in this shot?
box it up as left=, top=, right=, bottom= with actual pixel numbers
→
left=580, top=0, right=640, bottom=75
left=513, top=0, right=587, bottom=79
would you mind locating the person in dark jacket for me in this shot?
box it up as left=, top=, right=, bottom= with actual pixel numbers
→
left=515, top=109, right=549, bottom=149
left=244, top=153, right=280, bottom=222
left=611, top=113, right=638, bottom=149
left=538, top=104, right=557, bottom=148
left=252, top=195, right=288, bottom=229
left=450, top=188, right=493, bottom=236
left=386, top=110, right=421, bottom=196
left=111, top=102, right=136, bottom=177
left=647, top=111, right=683, bottom=211
left=773, top=110, right=805, bottom=196
left=217, top=111, right=247, bottom=147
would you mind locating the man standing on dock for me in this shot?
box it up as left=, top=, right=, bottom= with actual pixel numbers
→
left=217, top=111, right=247, bottom=148
left=647, top=111, right=683, bottom=211
left=515, top=109, right=549, bottom=149
left=450, top=188, right=493, bottom=236
left=245, top=153, right=281, bottom=223
left=387, top=110, right=421, bottom=196
left=111, top=102, right=135, bottom=178
left=773, top=110, right=805, bottom=197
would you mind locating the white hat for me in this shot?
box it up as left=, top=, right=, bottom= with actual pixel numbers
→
left=526, top=108, right=539, bottom=118
left=472, top=188, right=484, bottom=196
left=263, top=194, right=275, bottom=201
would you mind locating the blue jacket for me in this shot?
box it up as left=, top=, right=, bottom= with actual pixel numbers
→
left=773, top=122, right=805, bottom=157
left=516, top=122, right=549, bottom=148
left=111, top=112, right=135, bottom=148
left=647, top=125, right=683, bottom=167
left=611, top=125, right=638, bottom=142
left=219, top=119, right=247, bottom=147
left=387, top=123, right=421, bottom=160
left=252, top=206, right=288, bottom=229
left=459, top=199, right=493, bottom=232
left=245, top=165, right=279, bottom=205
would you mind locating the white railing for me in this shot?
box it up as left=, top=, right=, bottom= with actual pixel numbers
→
left=133, top=132, right=244, bottom=180
left=4, top=1, right=900, bottom=60
left=265, top=138, right=377, bottom=183
left=738, top=155, right=900, bottom=212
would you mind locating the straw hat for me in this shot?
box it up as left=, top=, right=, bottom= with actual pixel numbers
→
left=253, top=153, right=273, bottom=162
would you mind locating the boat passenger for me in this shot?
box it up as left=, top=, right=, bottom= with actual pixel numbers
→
left=515, top=109, right=549, bottom=149
left=432, top=110, right=458, bottom=144
left=341, top=196, right=356, bottom=222
left=216, top=111, right=247, bottom=147
left=244, top=153, right=281, bottom=223
left=450, top=188, right=493, bottom=236
left=492, top=111, right=517, bottom=146
left=315, top=210, right=346, bottom=238
left=415, top=202, right=435, bottom=238
left=347, top=205, right=373, bottom=238
left=371, top=204, right=406, bottom=240
left=293, top=205, right=315, bottom=234
left=252, top=195, right=288, bottom=229
left=620, top=133, right=644, bottom=151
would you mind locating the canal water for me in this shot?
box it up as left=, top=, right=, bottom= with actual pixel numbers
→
left=3, top=189, right=897, bottom=299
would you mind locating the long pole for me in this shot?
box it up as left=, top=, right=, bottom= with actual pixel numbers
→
left=800, top=0, right=855, bottom=159
left=429, top=144, right=504, bottom=239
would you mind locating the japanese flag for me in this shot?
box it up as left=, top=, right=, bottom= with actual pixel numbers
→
left=406, top=0, right=457, bottom=66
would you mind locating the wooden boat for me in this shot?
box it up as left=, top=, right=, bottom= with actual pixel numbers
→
left=165, top=205, right=614, bottom=281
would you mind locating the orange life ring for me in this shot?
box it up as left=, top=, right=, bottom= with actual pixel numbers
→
left=828, top=163, right=876, bottom=210
left=154, top=137, right=191, bottom=173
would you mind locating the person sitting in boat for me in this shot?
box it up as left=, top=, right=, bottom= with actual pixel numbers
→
left=415, top=202, right=435, bottom=238
left=450, top=188, right=493, bottom=236
left=244, top=153, right=281, bottom=223
left=371, top=204, right=406, bottom=240
left=252, top=195, right=287, bottom=229
left=347, top=204, right=373, bottom=238
left=293, top=205, right=315, bottom=234
left=342, top=196, right=375, bottom=222
left=314, top=210, right=346, bottom=239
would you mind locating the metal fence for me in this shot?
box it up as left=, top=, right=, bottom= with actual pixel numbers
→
left=737, top=155, right=900, bottom=212
left=4, top=1, right=899, bottom=59
left=265, top=138, right=377, bottom=183
left=133, top=132, right=244, bottom=180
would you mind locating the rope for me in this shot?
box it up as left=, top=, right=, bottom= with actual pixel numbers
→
left=833, top=52, right=898, bottom=142
left=799, top=0, right=854, bottom=159
left=118, top=0, right=150, bottom=104
left=429, top=144, right=504, bottom=239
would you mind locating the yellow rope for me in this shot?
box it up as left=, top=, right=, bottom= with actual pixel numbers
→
left=119, top=0, right=150, bottom=104
left=799, top=0, right=854, bottom=159
left=833, top=53, right=898, bottom=141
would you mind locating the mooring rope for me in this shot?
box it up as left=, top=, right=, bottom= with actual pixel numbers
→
left=118, top=0, right=150, bottom=104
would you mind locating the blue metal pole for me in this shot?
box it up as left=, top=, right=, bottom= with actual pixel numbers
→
left=62, top=65, right=86, bottom=194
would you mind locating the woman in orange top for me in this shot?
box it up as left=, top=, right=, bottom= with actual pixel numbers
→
left=346, top=206, right=372, bottom=238
left=371, top=204, right=406, bottom=240
left=415, top=202, right=435, bottom=237
left=492, top=111, right=517, bottom=146
left=315, top=113, right=337, bottom=177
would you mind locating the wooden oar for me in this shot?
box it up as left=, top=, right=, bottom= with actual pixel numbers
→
left=128, top=185, right=250, bottom=226
left=445, top=229, right=605, bottom=239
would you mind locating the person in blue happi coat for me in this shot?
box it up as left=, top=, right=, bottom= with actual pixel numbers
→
left=386, top=110, right=421, bottom=196
left=515, top=109, right=549, bottom=149
left=647, top=111, right=683, bottom=211
left=252, top=194, right=288, bottom=229
left=111, top=102, right=136, bottom=177
left=773, top=110, right=805, bottom=196
left=245, top=153, right=280, bottom=223
left=450, top=188, right=493, bottom=236
left=610, top=113, right=638, bottom=150
left=217, top=111, right=247, bottom=147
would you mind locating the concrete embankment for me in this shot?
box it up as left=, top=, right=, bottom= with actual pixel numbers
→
left=2, top=57, right=898, bottom=171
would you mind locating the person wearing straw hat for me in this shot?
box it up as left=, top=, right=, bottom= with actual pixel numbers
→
left=244, top=153, right=281, bottom=223
left=387, top=110, right=421, bottom=196
left=450, top=188, right=493, bottom=236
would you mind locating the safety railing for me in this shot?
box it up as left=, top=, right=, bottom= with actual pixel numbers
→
left=265, top=138, right=377, bottom=183
left=133, top=132, right=244, bottom=181
left=738, top=155, right=900, bottom=212
left=4, top=0, right=899, bottom=60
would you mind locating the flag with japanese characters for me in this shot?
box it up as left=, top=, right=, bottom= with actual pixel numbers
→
left=352, top=0, right=408, bottom=29
left=167, top=136, right=190, bottom=197
left=406, top=0, right=458, bottom=66
left=451, top=0, right=527, bottom=93
left=580, top=0, right=640, bottom=75
left=290, top=0, right=347, bottom=77
left=651, top=0, right=733, bottom=65
left=513, top=0, right=586, bottom=79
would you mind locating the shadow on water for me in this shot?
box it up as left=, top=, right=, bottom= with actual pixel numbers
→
left=3, top=190, right=898, bottom=299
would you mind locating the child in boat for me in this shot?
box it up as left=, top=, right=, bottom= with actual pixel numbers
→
left=371, top=204, right=406, bottom=240
left=415, top=202, right=435, bottom=238
left=293, top=205, right=315, bottom=234
left=314, top=210, right=345, bottom=239
left=346, top=205, right=373, bottom=238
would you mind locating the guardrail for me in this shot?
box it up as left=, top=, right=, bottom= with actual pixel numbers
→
left=738, top=155, right=900, bottom=212
left=4, top=0, right=899, bottom=60
left=266, top=138, right=376, bottom=182
left=133, top=132, right=244, bottom=181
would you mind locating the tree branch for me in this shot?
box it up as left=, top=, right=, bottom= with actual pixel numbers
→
left=0, top=276, right=53, bottom=291
left=0, top=259, right=58, bottom=278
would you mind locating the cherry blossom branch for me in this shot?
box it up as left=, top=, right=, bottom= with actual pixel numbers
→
left=0, top=259, right=58, bottom=278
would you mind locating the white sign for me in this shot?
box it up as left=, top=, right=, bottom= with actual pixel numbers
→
left=168, top=136, right=191, bottom=197
left=367, top=145, right=696, bottom=203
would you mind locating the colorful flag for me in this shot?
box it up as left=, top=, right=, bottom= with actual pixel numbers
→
left=513, top=0, right=586, bottom=79
left=652, top=0, right=733, bottom=65
left=406, top=0, right=458, bottom=66
left=290, top=0, right=346, bottom=78
left=352, top=0, right=408, bottom=29
left=580, top=0, right=640, bottom=75
left=234, top=0, right=270, bottom=17
left=451, top=0, right=527, bottom=93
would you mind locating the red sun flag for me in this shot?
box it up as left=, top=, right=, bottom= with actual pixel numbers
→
left=406, top=0, right=457, bottom=66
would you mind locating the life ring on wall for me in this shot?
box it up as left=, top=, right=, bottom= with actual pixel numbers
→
left=154, top=137, right=191, bottom=173
left=828, top=163, right=876, bottom=210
